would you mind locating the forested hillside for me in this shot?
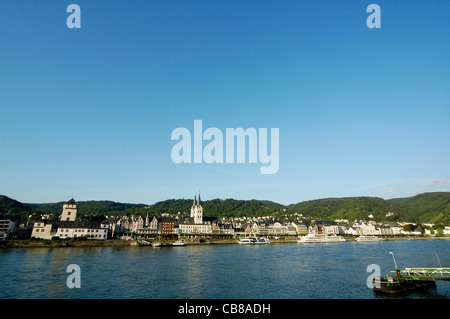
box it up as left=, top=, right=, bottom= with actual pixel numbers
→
left=1, top=192, right=449, bottom=224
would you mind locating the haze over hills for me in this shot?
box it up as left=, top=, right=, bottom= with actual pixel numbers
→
left=1, top=192, right=449, bottom=224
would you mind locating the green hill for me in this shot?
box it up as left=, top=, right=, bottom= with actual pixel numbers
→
left=1, top=192, right=449, bottom=224
left=286, top=196, right=399, bottom=222
left=26, top=200, right=148, bottom=216
left=286, top=192, right=450, bottom=224
left=24, top=198, right=284, bottom=218
left=202, top=199, right=285, bottom=218
left=0, top=195, right=33, bottom=215
left=387, top=192, right=450, bottom=224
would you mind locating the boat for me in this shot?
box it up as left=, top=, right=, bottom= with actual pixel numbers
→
left=297, top=233, right=346, bottom=243
left=356, top=235, right=381, bottom=242
left=255, top=237, right=270, bottom=244
left=238, top=237, right=271, bottom=244
left=373, top=272, right=436, bottom=295
left=172, top=239, right=186, bottom=246
left=152, top=242, right=173, bottom=247
left=372, top=252, right=449, bottom=295
left=238, top=238, right=255, bottom=244
left=137, top=239, right=152, bottom=246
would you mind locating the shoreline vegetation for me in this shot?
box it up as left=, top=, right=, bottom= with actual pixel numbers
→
left=2, top=236, right=450, bottom=249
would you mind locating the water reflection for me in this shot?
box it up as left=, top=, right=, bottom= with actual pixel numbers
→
left=1, top=240, right=449, bottom=299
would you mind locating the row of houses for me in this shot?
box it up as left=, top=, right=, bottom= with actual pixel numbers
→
left=307, top=221, right=402, bottom=236
left=102, top=217, right=429, bottom=237
left=302, top=220, right=448, bottom=236
left=2, top=197, right=450, bottom=240
left=104, top=215, right=309, bottom=237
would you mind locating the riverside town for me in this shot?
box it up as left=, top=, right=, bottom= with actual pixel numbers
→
left=1, top=192, right=449, bottom=247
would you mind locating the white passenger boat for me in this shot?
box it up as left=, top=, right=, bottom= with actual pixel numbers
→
left=172, top=239, right=186, bottom=246
left=356, top=235, right=381, bottom=242
left=238, top=237, right=271, bottom=244
left=297, top=233, right=346, bottom=243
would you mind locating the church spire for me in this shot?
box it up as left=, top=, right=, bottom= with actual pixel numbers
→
left=193, top=191, right=197, bottom=206
left=198, top=190, right=201, bottom=205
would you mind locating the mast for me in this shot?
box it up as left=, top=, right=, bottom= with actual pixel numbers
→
left=389, top=252, right=399, bottom=269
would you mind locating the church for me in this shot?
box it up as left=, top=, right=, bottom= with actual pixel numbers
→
left=178, top=191, right=213, bottom=234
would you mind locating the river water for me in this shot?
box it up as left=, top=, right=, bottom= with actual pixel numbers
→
left=1, top=239, right=449, bottom=299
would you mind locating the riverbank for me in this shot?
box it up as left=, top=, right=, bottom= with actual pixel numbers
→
left=1, top=236, right=449, bottom=248
left=0, top=239, right=137, bottom=248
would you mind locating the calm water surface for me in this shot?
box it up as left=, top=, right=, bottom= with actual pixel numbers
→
left=1, top=239, right=449, bottom=299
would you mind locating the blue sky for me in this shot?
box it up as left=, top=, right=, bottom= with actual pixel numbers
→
left=1, top=0, right=449, bottom=205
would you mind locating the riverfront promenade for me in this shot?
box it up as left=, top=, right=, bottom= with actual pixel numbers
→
left=2, top=236, right=449, bottom=248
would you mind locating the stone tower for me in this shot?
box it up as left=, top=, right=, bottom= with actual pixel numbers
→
left=60, top=198, right=77, bottom=221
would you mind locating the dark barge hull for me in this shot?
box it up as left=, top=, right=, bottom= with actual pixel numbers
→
left=373, top=277, right=436, bottom=295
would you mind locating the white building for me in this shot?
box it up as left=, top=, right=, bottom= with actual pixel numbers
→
left=56, top=221, right=108, bottom=240
left=31, top=221, right=56, bottom=240
left=324, top=225, right=344, bottom=235
left=31, top=198, right=108, bottom=240
left=60, top=198, right=77, bottom=221
left=268, top=222, right=287, bottom=235
left=190, top=191, right=203, bottom=224
left=178, top=192, right=212, bottom=234
left=178, top=223, right=211, bottom=234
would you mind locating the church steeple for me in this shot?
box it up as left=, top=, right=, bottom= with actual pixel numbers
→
left=190, top=190, right=203, bottom=224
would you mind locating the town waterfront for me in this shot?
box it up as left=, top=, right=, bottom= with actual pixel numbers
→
left=1, top=239, right=449, bottom=299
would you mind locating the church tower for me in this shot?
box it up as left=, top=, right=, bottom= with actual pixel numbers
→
left=60, top=198, right=77, bottom=221
left=190, top=191, right=203, bottom=224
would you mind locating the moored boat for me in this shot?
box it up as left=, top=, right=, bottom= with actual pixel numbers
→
left=372, top=252, right=447, bottom=295
left=255, top=237, right=270, bottom=244
left=297, top=233, right=346, bottom=243
left=373, top=274, right=436, bottom=295
left=172, top=239, right=186, bottom=246
left=356, top=235, right=382, bottom=242
left=238, top=237, right=270, bottom=244
left=137, top=239, right=152, bottom=246
left=152, top=242, right=173, bottom=247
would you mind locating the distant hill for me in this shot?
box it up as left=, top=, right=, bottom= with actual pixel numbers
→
left=286, top=192, right=450, bottom=224
left=0, top=195, right=33, bottom=215
left=387, top=192, right=450, bottom=224
left=25, top=198, right=285, bottom=219
left=26, top=200, right=148, bottom=216
left=1, top=192, right=449, bottom=224
left=286, top=196, right=399, bottom=221
left=201, top=199, right=285, bottom=218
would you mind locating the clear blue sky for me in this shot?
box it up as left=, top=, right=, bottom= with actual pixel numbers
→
left=1, top=0, right=449, bottom=205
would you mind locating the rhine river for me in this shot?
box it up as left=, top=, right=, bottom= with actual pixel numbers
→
left=1, top=239, right=449, bottom=299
